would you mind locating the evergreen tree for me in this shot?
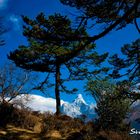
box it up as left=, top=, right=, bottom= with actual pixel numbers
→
left=59, top=0, right=140, bottom=61
left=60, top=0, right=140, bottom=33
left=86, top=77, right=131, bottom=130
left=8, top=13, right=108, bottom=115
left=109, top=39, right=140, bottom=82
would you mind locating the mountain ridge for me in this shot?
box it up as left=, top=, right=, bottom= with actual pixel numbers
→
left=8, top=94, right=96, bottom=121
left=61, top=94, right=96, bottom=121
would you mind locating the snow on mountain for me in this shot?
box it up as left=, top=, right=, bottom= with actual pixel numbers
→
left=9, top=94, right=96, bottom=121
left=126, top=87, right=140, bottom=129
left=128, top=100, right=140, bottom=121
left=10, top=94, right=65, bottom=113
left=132, top=83, right=140, bottom=92
left=61, top=94, right=96, bottom=121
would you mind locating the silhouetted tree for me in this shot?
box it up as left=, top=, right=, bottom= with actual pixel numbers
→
left=8, top=13, right=108, bottom=115
left=60, top=0, right=140, bottom=34
left=109, top=39, right=140, bottom=82
left=58, top=0, right=140, bottom=61
left=86, top=77, right=131, bottom=130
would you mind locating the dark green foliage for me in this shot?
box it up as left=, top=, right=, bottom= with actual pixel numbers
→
left=109, top=39, right=140, bottom=82
left=95, top=95, right=130, bottom=130
left=8, top=13, right=90, bottom=72
left=59, top=0, right=140, bottom=66
left=8, top=13, right=108, bottom=115
left=60, top=0, right=140, bottom=31
left=86, top=77, right=116, bottom=102
left=65, top=51, right=109, bottom=81
left=86, top=78, right=131, bottom=130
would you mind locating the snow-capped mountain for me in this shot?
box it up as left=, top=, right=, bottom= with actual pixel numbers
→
left=61, top=94, right=96, bottom=121
left=126, top=100, right=140, bottom=127
left=10, top=94, right=65, bottom=113
left=9, top=94, right=96, bottom=121
left=124, top=85, right=140, bottom=127
left=131, top=83, right=140, bottom=93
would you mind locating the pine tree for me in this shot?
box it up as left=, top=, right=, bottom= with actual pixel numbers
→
left=60, top=0, right=140, bottom=33
left=109, top=39, right=140, bottom=82
left=8, top=13, right=108, bottom=115
left=59, top=0, right=140, bottom=61
left=86, top=77, right=131, bottom=130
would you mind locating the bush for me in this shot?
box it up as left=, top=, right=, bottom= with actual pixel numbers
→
left=86, top=78, right=131, bottom=131
left=95, top=95, right=130, bottom=130
left=0, top=102, right=40, bottom=129
left=0, top=102, right=14, bottom=127
left=41, top=113, right=84, bottom=137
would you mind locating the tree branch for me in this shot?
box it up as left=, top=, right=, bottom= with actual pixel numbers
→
left=134, top=17, right=140, bottom=34
left=57, top=0, right=139, bottom=64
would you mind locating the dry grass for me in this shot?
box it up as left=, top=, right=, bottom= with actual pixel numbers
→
left=0, top=125, right=40, bottom=140
left=94, top=130, right=132, bottom=140
left=41, top=113, right=84, bottom=138
left=0, top=103, right=133, bottom=140
left=0, top=119, right=133, bottom=140
left=0, top=102, right=42, bottom=130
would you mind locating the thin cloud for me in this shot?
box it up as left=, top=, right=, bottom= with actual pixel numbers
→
left=0, top=0, right=8, bottom=9
left=9, top=15, right=21, bottom=31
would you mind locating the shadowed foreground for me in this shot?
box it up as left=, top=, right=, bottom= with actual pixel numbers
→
left=0, top=125, right=65, bottom=140
left=0, top=103, right=133, bottom=140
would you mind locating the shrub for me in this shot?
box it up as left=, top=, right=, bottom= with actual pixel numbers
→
left=41, top=113, right=84, bottom=137
left=86, top=78, right=131, bottom=131
left=0, top=102, right=40, bottom=129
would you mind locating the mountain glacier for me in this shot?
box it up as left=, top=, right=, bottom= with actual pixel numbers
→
left=8, top=94, right=96, bottom=121
left=9, top=94, right=64, bottom=113
left=61, top=94, right=96, bottom=121
left=9, top=93, right=140, bottom=124
left=126, top=100, right=140, bottom=128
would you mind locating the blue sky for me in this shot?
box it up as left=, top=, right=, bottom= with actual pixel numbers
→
left=0, top=0, right=139, bottom=104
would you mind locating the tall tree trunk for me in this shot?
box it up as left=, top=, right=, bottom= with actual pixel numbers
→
left=55, top=63, right=61, bottom=115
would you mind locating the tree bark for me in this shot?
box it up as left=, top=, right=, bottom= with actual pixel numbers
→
left=55, top=63, right=61, bottom=115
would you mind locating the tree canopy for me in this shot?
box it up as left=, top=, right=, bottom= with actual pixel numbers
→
left=8, top=13, right=108, bottom=115
left=8, top=13, right=93, bottom=71
left=86, top=77, right=131, bottom=130
left=59, top=0, right=140, bottom=63
left=7, top=1, right=140, bottom=115
left=109, top=39, right=140, bottom=82
left=60, top=0, right=140, bottom=33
